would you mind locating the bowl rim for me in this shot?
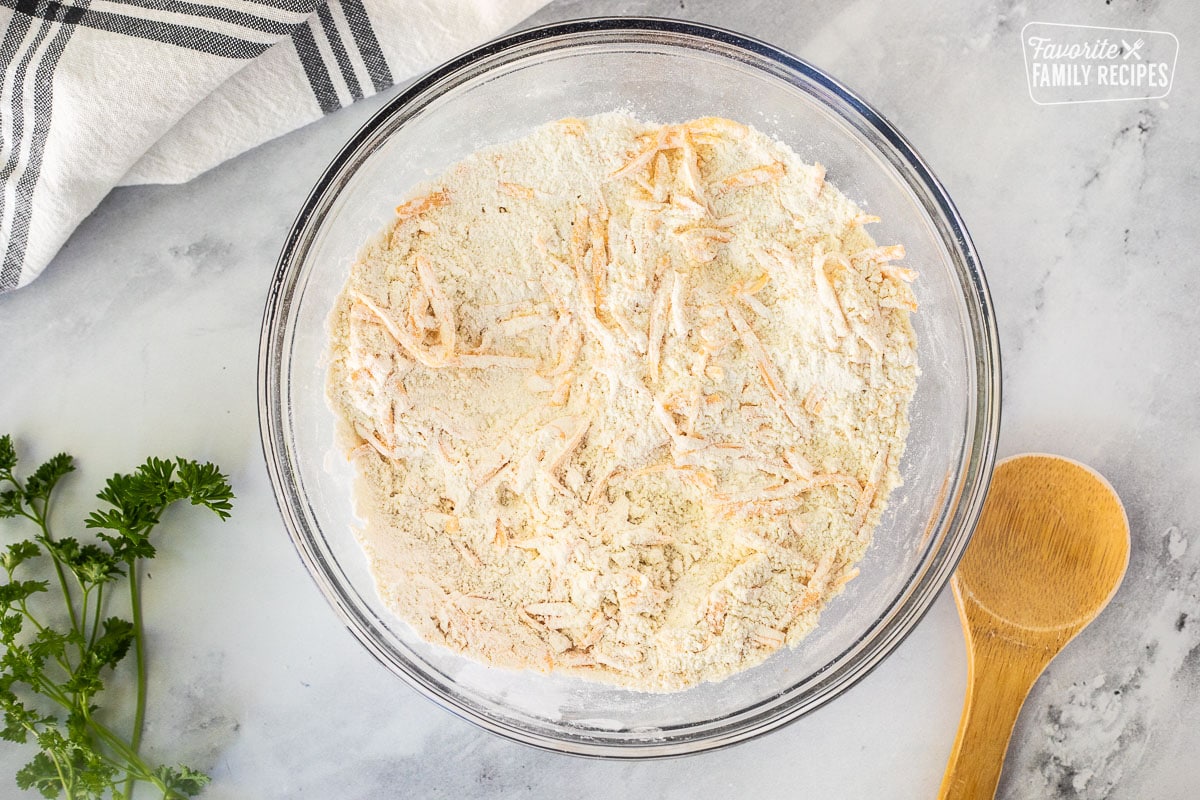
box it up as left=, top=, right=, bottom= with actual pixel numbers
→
left=259, top=15, right=1001, bottom=758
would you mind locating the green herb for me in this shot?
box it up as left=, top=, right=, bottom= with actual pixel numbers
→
left=0, top=434, right=233, bottom=799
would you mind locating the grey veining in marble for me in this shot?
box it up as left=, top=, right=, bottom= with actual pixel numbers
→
left=1, top=0, right=1197, bottom=798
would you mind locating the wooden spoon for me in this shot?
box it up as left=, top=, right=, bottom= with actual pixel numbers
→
left=937, top=454, right=1130, bottom=800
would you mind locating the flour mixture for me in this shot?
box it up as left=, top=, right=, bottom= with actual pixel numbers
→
left=326, top=114, right=918, bottom=690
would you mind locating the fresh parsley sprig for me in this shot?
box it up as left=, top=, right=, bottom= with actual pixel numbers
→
left=0, top=434, right=233, bottom=799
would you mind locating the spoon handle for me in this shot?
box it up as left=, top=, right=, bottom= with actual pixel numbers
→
left=937, top=582, right=1060, bottom=800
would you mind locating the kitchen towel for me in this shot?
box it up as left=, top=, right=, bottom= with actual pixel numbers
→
left=0, top=0, right=548, bottom=294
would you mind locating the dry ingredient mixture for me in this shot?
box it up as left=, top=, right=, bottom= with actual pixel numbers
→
left=326, top=113, right=918, bottom=691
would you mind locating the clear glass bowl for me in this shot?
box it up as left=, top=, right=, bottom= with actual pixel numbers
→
left=259, top=18, right=1000, bottom=757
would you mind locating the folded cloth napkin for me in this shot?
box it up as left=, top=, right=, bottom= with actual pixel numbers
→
left=0, top=0, right=547, bottom=293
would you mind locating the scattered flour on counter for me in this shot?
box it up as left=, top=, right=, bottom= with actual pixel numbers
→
left=1016, top=524, right=1200, bottom=798
left=1166, top=525, right=1187, bottom=560
left=325, top=113, right=919, bottom=690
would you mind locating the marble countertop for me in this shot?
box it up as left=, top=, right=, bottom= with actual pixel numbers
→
left=2, top=0, right=1196, bottom=797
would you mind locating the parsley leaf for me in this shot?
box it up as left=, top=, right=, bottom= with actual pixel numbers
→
left=154, top=764, right=211, bottom=798
left=22, top=454, right=74, bottom=508
left=0, top=437, right=16, bottom=473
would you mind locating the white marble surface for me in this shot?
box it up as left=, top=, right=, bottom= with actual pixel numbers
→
left=1, top=0, right=1197, bottom=797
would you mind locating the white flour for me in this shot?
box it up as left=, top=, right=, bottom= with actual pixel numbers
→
left=326, top=113, right=918, bottom=690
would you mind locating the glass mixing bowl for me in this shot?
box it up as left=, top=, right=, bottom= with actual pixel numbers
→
left=259, top=17, right=1000, bottom=757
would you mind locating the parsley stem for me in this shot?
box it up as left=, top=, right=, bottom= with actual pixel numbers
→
left=15, top=601, right=74, bottom=675
left=79, top=705, right=169, bottom=790
left=88, top=582, right=104, bottom=651
left=80, top=584, right=90, bottom=640
left=9, top=471, right=80, bottom=637
left=36, top=484, right=83, bottom=640
left=125, top=562, right=148, bottom=799
left=37, top=527, right=81, bottom=638
left=25, top=659, right=156, bottom=783
left=31, top=671, right=147, bottom=788
left=45, top=746, right=70, bottom=797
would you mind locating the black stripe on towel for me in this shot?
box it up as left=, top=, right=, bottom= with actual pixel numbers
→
left=3, top=0, right=271, bottom=58
left=292, top=17, right=338, bottom=114
left=1, top=1, right=83, bottom=290
left=340, top=0, right=390, bottom=93
left=0, top=4, right=37, bottom=219
left=316, top=2, right=360, bottom=100
left=71, top=8, right=270, bottom=58
left=107, top=0, right=307, bottom=37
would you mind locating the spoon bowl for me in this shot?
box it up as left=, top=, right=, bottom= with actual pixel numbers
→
left=939, top=454, right=1130, bottom=799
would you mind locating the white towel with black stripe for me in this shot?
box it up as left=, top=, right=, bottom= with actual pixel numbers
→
left=0, top=0, right=548, bottom=293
